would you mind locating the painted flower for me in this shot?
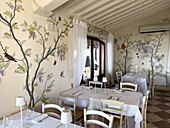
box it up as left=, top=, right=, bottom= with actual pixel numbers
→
left=0, top=70, right=4, bottom=76
left=57, top=49, right=60, bottom=57
left=38, top=76, right=42, bottom=82
left=60, top=54, right=63, bottom=61
left=29, top=31, right=35, bottom=40
left=143, top=49, right=148, bottom=53
left=146, top=41, right=150, bottom=45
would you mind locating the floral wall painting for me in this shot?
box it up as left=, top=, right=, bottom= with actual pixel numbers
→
left=115, top=33, right=135, bottom=74
left=115, top=32, right=166, bottom=87
left=87, top=24, right=109, bottom=37
left=0, top=0, right=73, bottom=108
left=135, top=32, right=166, bottom=86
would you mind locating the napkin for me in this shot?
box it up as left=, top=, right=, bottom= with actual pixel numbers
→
left=31, top=114, right=48, bottom=124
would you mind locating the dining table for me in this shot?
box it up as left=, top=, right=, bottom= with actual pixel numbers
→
left=121, top=72, right=148, bottom=96
left=60, top=85, right=143, bottom=128
left=0, top=109, right=82, bottom=128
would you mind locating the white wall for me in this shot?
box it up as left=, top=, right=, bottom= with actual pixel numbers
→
left=0, top=0, right=73, bottom=118
left=114, top=8, right=170, bottom=86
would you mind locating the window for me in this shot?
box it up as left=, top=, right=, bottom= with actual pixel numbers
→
left=83, top=36, right=105, bottom=82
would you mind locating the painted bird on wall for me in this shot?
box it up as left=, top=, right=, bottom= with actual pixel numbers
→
left=60, top=71, right=64, bottom=78
left=47, top=46, right=51, bottom=56
left=4, top=52, right=17, bottom=62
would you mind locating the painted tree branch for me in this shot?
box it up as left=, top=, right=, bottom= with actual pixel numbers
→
left=115, top=33, right=135, bottom=74
left=0, top=0, right=73, bottom=108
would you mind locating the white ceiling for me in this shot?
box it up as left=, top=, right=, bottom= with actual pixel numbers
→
left=62, top=0, right=170, bottom=33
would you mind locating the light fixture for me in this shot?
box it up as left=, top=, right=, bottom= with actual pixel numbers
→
left=16, top=96, right=26, bottom=127
left=102, top=77, right=107, bottom=95
left=61, top=109, right=72, bottom=128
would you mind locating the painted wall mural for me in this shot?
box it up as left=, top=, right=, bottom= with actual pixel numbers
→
left=87, top=24, right=109, bottom=37
left=115, top=33, right=136, bottom=74
left=135, top=33, right=166, bottom=86
left=0, top=0, right=73, bottom=108
left=115, top=32, right=166, bottom=86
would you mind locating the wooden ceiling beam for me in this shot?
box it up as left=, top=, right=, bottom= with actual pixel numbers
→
left=94, top=0, right=149, bottom=24
left=70, top=0, right=97, bottom=14
left=83, top=0, right=125, bottom=20
left=102, top=0, right=166, bottom=27
left=107, top=5, right=170, bottom=32
left=78, top=0, right=111, bottom=17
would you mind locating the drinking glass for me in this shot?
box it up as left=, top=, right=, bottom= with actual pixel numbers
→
left=25, top=108, right=34, bottom=120
left=3, top=114, right=13, bottom=127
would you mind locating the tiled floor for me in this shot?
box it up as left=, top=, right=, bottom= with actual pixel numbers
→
left=147, top=88, right=170, bottom=128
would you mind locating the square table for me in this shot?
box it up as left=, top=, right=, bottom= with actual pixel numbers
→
left=60, top=86, right=143, bottom=128
left=121, top=72, right=148, bottom=96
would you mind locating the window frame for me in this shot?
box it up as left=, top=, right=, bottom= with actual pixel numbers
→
left=87, top=36, right=105, bottom=81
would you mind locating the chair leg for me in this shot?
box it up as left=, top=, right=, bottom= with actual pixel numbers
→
left=152, top=85, right=154, bottom=97
left=144, top=109, right=147, bottom=128
left=141, top=120, right=143, bottom=128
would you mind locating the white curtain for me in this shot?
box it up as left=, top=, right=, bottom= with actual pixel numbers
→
left=73, top=18, right=87, bottom=87
left=167, top=31, right=170, bottom=85
left=107, top=33, right=114, bottom=85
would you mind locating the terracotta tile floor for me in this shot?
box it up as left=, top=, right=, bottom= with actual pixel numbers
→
left=147, top=88, right=170, bottom=128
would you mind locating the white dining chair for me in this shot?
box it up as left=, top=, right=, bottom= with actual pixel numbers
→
left=100, top=99, right=126, bottom=128
left=56, top=95, right=83, bottom=124
left=42, top=103, right=64, bottom=119
left=116, top=70, right=123, bottom=87
left=84, top=109, right=114, bottom=128
left=141, top=90, right=150, bottom=128
left=120, top=82, right=138, bottom=92
left=89, top=81, right=103, bottom=88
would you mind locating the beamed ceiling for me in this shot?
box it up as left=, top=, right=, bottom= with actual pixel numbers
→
left=62, top=0, right=170, bottom=33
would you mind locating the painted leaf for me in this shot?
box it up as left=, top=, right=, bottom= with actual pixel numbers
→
left=14, top=64, right=26, bottom=74
left=4, top=46, right=9, bottom=53
left=4, top=32, right=11, bottom=38
left=25, top=48, right=32, bottom=57
left=24, top=21, right=28, bottom=26
left=12, top=22, right=19, bottom=29
left=6, top=2, right=14, bottom=9
left=34, top=84, right=38, bottom=87
left=0, top=55, right=4, bottom=62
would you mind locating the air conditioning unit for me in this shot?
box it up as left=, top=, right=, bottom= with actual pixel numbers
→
left=139, top=24, right=170, bottom=34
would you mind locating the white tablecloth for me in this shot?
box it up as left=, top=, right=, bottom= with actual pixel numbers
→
left=61, top=86, right=143, bottom=128
left=0, top=110, right=82, bottom=128
left=121, top=72, right=148, bottom=96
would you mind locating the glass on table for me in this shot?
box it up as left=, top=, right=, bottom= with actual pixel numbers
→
left=25, top=107, right=34, bottom=120
left=3, top=114, right=13, bottom=127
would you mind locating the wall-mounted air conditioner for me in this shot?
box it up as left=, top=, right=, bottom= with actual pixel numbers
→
left=139, top=24, right=170, bottom=34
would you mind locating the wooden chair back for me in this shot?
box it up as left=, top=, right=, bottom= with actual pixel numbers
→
left=56, top=95, right=76, bottom=123
left=42, top=103, right=64, bottom=119
left=84, top=109, right=114, bottom=128
left=89, top=81, right=103, bottom=88
left=100, top=99, right=124, bottom=128
left=141, top=90, right=149, bottom=128
left=116, top=71, right=123, bottom=86
left=120, top=82, right=138, bottom=91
